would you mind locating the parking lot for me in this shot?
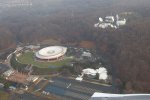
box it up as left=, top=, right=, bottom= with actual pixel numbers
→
left=39, top=76, right=116, bottom=100
left=0, top=63, right=9, bottom=74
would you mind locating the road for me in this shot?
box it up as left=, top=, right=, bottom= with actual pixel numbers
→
left=4, top=52, right=13, bottom=69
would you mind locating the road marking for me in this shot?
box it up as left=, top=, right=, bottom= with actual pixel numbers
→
left=67, top=83, right=71, bottom=88
left=49, top=80, right=54, bottom=83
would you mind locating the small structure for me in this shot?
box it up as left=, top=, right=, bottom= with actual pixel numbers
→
left=96, top=67, right=108, bottom=80
left=26, top=75, right=39, bottom=82
left=9, top=86, right=16, bottom=90
left=105, top=16, right=115, bottom=23
left=3, top=69, right=15, bottom=77
left=75, top=76, right=83, bottom=81
left=16, top=52, right=22, bottom=57
left=42, top=91, right=50, bottom=95
left=99, top=17, right=103, bottom=22
left=3, top=69, right=39, bottom=84
left=25, top=45, right=40, bottom=51
left=82, top=68, right=97, bottom=78
left=0, top=83, right=4, bottom=88
left=16, top=47, right=23, bottom=52
left=82, top=52, right=92, bottom=58
left=99, top=23, right=117, bottom=29
left=21, top=85, right=29, bottom=90
left=94, top=23, right=100, bottom=27
left=116, top=19, right=126, bottom=26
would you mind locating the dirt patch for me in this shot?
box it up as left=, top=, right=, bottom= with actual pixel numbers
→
left=40, top=37, right=61, bottom=45
left=79, top=40, right=95, bottom=49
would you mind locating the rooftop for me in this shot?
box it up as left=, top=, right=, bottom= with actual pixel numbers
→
left=90, top=93, right=150, bottom=100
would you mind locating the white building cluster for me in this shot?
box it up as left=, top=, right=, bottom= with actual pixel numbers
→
left=2, top=69, right=39, bottom=83
left=82, top=51, right=92, bottom=58
left=3, top=69, right=15, bottom=77
left=94, top=14, right=126, bottom=29
left=76, top=67, right=108, bottom=81
left=0, top=0, right=32, bottom=7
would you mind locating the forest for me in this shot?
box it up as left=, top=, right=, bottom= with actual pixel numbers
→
left=0, top=0, right=150, bottom=93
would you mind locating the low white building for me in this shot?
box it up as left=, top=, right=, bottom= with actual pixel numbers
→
left=3, top=69, right=15, bottom=77
left=82, top=52, right=92, bottom=58
left=82, top=68, right=97, bottom=77
left=16, top=53, right=22, bottom=57
left=0, top=83, right=4, bottom=88
left=99, top=17, right=103, bottom=22
left=99, top=23, right=111, bottom=29
left=96, top=67, right=108, bottom=80
left=26, top=75, right=39, bottom=82
left=116, top=19, right=126, bottom=26
left=105, top=16, right=115, bottom=23
left=78, top=67, right=108, bottom=80
left=75, top=76, right=83, bottom=81
left=9, top=86, right=16, bottom=90
left=16, top=47, right=23, bottom=52
left=25, top=45, right=40, bottom=50
left=94, top=23, right=99, bottom=27
left=76, top=65, right=108, bottom=82
left=99, top=23, right=116, bottom=29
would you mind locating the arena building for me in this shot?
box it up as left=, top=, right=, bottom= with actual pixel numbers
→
left=35, top=46, right=67, bottom=61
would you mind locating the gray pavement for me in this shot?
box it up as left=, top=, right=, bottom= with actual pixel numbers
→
left=10, top=92, right=50, bottom=100
left=41, top=76, right=116, bottom=100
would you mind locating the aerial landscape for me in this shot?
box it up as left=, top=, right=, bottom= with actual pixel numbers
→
left=0, top=0, right=150, bottom=100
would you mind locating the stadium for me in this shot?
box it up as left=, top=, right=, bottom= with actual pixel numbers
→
left=35, top=46, right=67, bottom=62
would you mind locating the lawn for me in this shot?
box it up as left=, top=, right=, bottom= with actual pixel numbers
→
left=17, top=52, right=72, bottom=68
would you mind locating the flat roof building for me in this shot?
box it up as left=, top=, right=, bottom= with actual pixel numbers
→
left=105, top=16, right=115, bottom=23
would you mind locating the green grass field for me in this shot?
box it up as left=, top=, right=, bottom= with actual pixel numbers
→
left=17, top=52, right=72, bottom=68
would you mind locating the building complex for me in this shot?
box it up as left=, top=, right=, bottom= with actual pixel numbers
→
left=94, top=14, right=126, bottom=29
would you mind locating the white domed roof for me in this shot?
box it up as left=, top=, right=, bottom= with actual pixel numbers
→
left=36, top=46, right=67, bottom=60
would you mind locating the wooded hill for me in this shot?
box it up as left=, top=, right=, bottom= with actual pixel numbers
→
left=0, top=0, right=150, bottom=93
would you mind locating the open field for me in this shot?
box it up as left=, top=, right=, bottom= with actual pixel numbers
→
left=40, top=38, right=61, bottom=45
left=79, top=40, right=96, bottom=49
left=17, top=52, right=72, bottom=68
